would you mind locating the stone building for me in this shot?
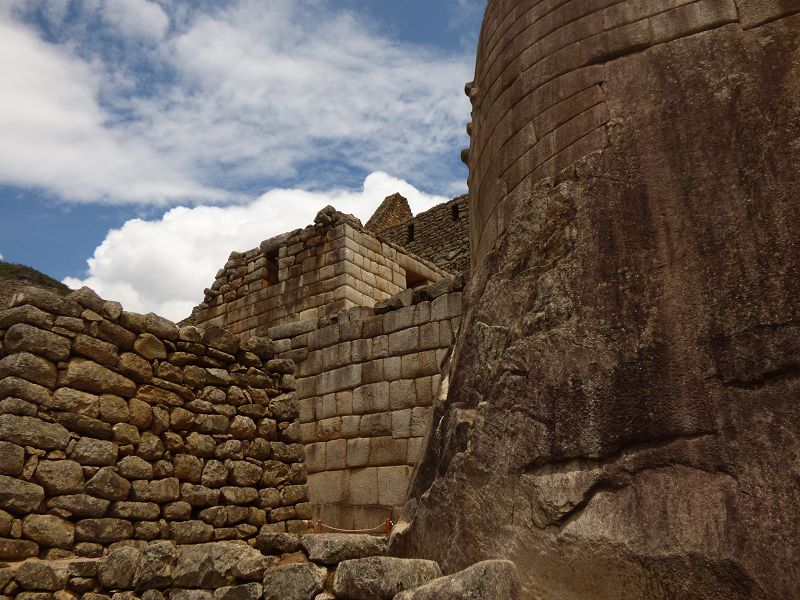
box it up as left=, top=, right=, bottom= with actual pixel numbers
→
left=189, top=197, right=469, bottom=529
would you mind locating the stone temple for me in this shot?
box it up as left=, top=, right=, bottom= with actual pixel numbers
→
left=0, top=2, right=799, bottom=599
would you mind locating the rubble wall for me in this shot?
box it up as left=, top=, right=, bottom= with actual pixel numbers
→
left=0, top=286, right=309, bottom=562
left=268, top=282, right=463, bottom=530
left=380, top=196, right=470, bottom=276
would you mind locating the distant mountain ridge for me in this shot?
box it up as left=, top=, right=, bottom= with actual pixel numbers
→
left=0, top=261, right=71, bottom=309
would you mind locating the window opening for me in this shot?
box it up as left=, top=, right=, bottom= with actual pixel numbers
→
left=265, top=249, right=279, bottom=285
left=451, top=204, right=460, bottom=221
left=407, top=223, right=415, bottom=242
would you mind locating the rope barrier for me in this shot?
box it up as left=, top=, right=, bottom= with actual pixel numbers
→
left=318, top=523, right=385, bottom=533
left=314, top=513, right=394, bottom=536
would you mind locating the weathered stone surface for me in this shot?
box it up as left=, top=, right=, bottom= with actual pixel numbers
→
left=75, top=518, right=133, bottom=543
left=62, top=359, right=136, bottom=397
left=0, top=441, right=24, bottom=476
left=98, top=546, right=141, bottom=589
left=133, top=540, right=177, bottom=590
left=48, top=388, right=99, bottom=417
left=229, top=461, right=262, bottom=487
left=332, top=557, right=441, bottom=600
left=263, top=563, right=327, bottom=600
left=0, top=537, right=38, bottom=560
left=117, top=456, right=153, bottom=480
left=4, top=323, right=70, bottom=362
left=231, top=552, right=278, bottom=581
left=239, top=337, right=273, bottom=360
left=35, top=460, right=84, bottom=495
left=14, top=561, right=69, bottom=591
left=98, top=394, right=129, bottom=424
left=201, top=460, right=227, bottom=488
left=255, top=532, right=301, bottom=555
left=394, top=8, right=800, bottom=600
left=0, top=352, right=57, bottom=388
left=185, top=432, right=215, bottom=458
left=22, top=514, right=75, bottom=549
left=392, top=560, right=521, bottom=600
left=201, top=326, right=239, bottom=355
left=0, top=415, right=69, bottom=450
left=301, top=533, right=387, bottom=565
left=118, top=353, right=152, bottom=383
left=48, top=494, right=110, bottom=518
left=180, top=483, right=219, bottom=507
left=0, top=509, right=12, bottom=536
left=0, top=376, right=51, bottom=405
left=51, top=411, right=113, bottom=440
left=69, top=286, right=104, bottom=312
left=144, top=313, right=179, bottom=341
left=136, top=385, right=182, bottom=407
left=172, top=542, right=253, bottom=588
left=85, top=467, right=130, bottom=501
left=0, top=474, right=45, bottom=514
left=171, top=591, right=212, bottom=600
left=70, top=438, right=118, bottom=466
left=134, top=334, right=167, bottom=360
left=73, top=334, right=119, bottom=368
left=169, top=520, right=213, bottom=544
left=0, top=395, right=36, bottom=416
left=213, top=583, right=262, bottom=600
left=109, top=501, right=160, bottom=521
left=0, top=304, right=52, bottom=329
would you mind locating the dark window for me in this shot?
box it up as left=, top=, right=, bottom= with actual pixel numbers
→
left=265, top=250, right=279, bottom=285
left=407, top=223, right=415, bottom=242
left=451, top=204, right=460, bottom=221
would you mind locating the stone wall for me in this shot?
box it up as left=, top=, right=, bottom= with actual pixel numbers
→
left=190, top=208, right=447, bottom=339
left=0, top=531, right=521, bottom=599
left=380, top=196, right=470, bottom=276
left=364, top=193, right=413, bottom=234
left=463, top=0, right=800, bottom=267
left=268, top=280, right=463, bottom=530
left=396, top=3, right=800, bottom=599
left=0, top=285, right=309, bottom=562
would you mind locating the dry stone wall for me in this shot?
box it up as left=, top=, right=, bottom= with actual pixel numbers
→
left=268, top=280, right=463, bottom=530
left=0, top=530, right=521, bottom=599
left=191, top=209, right=446, bottom=339
left=0, top=285, right=310, bottom=562
left=380, top=196, right=470, bottom=276
left=364, top=194, right=413, bottom=234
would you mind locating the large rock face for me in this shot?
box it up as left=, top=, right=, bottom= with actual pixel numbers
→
left=393, top=4, right=800, bottom=600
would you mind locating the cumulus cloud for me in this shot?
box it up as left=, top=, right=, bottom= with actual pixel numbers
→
left=1, top=1, right=472, bottom=203
left=63, top=172, right=448, bottom=321
left=102, top=0, right=170, bottom=40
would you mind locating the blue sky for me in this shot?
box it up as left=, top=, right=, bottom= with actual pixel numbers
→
left=0, top=0, right=483, bottom=319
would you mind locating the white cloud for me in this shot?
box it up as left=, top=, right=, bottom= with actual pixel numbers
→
left=0, top=253, right=4, bottom=262
left=0, top=15, right=229, bottom=204
left=0, top=1, right=472, bottom=204
left=102, top=0, right=170, bottom=40
left=63, top=172, right=448, bottom=321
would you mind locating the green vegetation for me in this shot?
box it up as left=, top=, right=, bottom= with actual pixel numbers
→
left=0, top=261, right=71, bottom=295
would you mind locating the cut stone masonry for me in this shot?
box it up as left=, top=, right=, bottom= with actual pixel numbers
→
left=189, top=203, right=468, bottom=529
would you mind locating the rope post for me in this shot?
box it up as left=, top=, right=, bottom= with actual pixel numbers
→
left=315, top=519, right=323, bottom=534
left=385, top=514, right=393, bottom=537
